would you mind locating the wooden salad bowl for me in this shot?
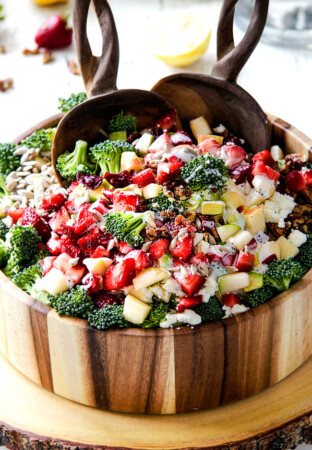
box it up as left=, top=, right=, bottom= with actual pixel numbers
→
left=0, top=115, right=311, bottom=415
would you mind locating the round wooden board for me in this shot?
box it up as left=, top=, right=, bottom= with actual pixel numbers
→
left=1, top=353, right=312, bottom=449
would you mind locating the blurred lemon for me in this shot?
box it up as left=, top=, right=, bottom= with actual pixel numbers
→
left=152, top=14, right=211, bottom=67
left=32, top=0, right=69, bottom=5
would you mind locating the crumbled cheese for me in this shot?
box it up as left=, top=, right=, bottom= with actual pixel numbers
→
left=162, top=277, right=185, bottom=298
left=253, top=264, right=268, bottom=274
left=160, top=309, right=202, bottom=328
left=254, top=231, right=270, bottom=245
left=288, top=230, right=307, bottom=248
left=263, top=191, right=296, bottom=228
left=222, top=304, right=249, bottom=318
left=198, top=276, right=218, bottom=302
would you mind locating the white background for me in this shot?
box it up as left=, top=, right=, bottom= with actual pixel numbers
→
left=0, top=0, right=311, bottom=448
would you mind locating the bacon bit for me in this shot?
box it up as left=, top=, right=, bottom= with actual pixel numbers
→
left=0, top=45, right=6, bottom=54
left=0, top=77, right=13, bottom=92
left=67, top=59, right=80, bottom=75
left=22, top=47, right=40, bottom=55
left=42, top=49, right=55, bottom=64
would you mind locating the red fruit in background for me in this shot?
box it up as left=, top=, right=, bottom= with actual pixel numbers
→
left=49, top=206, right=70, bottom=233
left=113, top=191, right=139, bottom=212
left=93, top=291, right=122, bottom=309
left=252, top=150, right=275, bottom=167
left=20, top=207, right=51, bottom=242
left=223, top=144, right=246, bottom=168
left=154, top=110, right=176, bottom=132
left=170, top=131, right=193, bottom=146
left=91, top=246, right=110, bottom=258
left=7, top=208, right=25, bottom=224
left=74, top=205, right=96, bottom=234
left=104, top=258, right=136, bottom=290
left=302, top=169, right=312, bottom=187
left=149, top=239, right=170, bottom=260
left=124, top=250, right=152, bottom=273
left=40, top=256, right=57, bottom=276
left=149, top=132, right=172, bottom=153
left=35, top=15, right=72, bottom=49
left=198, top=138, right=221, bottom=156
left=82, top=273, right=104, bottom=295
left=171, top=235, right=193, bottom=262
left=285, top=170, right=306, bottom=192
left=177, top=296, right=203, bottom=313
left=132, top=168, right=156, bottom=188
left=157, top=162, right=182, bottom=184
left=222, top=293, right=241, bottom=307
left=234, top=251, right=254, bottom=272
left=179, top=274, right=205, bottom=297
left=41, top=192, right=66, bottom=210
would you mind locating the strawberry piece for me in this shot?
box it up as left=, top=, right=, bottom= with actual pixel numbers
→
left=47, top=235, right=62, bottom=255
left=251, top=161, right=280, bottom=183
left=149, top=239, right=169, bottom=260
left=65, top=200, right=78, bottom=214
left=59, top=236, right=81, bottom=258
left=154, top=110, right=176, bottom=132
left=82, top=273, right=104, bottom=294
left=223, top=144, right=246, bottom=168
left=67, top=181, right=80, bottom=194
left=89, top=197, right=110, bottom=216
left=177, top=296, right=203, bottom=313
left=102, top=189, right=114, bottom=204
left=124, top=250, right=152, bottom=273
left=221, top=253, right=236, bottom=267
left=170, top=131, right=193, bottom=146
left=302, top=169, right=312, bottom=188
left=113, top=191, right=139, bottom=212
left=104, top=258, right=136, bottom=290
left=228, top=164, right=251, bottom=184
left=49, top=206, right=70, bottom=233
left=265, top=166, right=280, bottom=183
left=167, top=155, right=182, bottom=163
left=179, top=274, right=205, bottom=297
left=157, top=162, right=183, bottom=184
left=41, top=192, right=66, bottom=210
left=77, top=228, right=109, bottom=254
left=40, top=256, right=57, bottom=276
left=132, top=168, right=156, bottom=188
left=91, top=246, right=110, bottom=258
left=252, top=150, right=275, bottom=167
left=7, top=208, right=25, bottom=224
left=171, top=235, right=193, bottom=262
left=20, top=207, right=51, bottom=242
left=234, top=251, right=254, bottom=272
left=65, top=265, right=85, bottom=284
left=74, top=205, right=96, bottom=234
left=198, top=138, right=221, bottom=156
left=35, top=14, right=72, bottom=49
left=190, top=252, right=209, bottom=265
left=166, top=220, right=197, bottom=237
left=119, top=241, right=134, bottom=254
left=285, top=170, right=306, bottom=192
left=149, top=132, right=172, bottom=153
left=53, top=252, right=74, bottom=273
left=93, top=291, right=122, bottom=309
left=222, top=293, right=241, bottom=307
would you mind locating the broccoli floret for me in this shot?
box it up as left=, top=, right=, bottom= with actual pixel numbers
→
left=58, top=92, right=87, bottom=113
left=0, top=220, right=9, bottom=241
left=181, top=154, right=229, bottom=191
left=13, top=262, right=42, bottom=295
left=0, top=239, right=8, bottom=268
left=90, top=140, right=137, bottom=175
left=0, top=176, right=13, bottom=217
left=108, top=111, right=137, bottom=135
left=0, top=143, right=20, bottom=175
left=140, top=301, right=170, bottom=328
left=264, top=258, right=304, bottom=292
left=22, top=128, right=56, bottom=152
left=295, top=234, right=312, bottom=274
left=88, top=304, right=128, bottom=330
left=8, top=224, right=41, bottom=269
left=147, top=192, right=183, bottom=216
left=244, top=285, right=276, bottom=307
left=50, top=285, right=95, bottom=319
left=56, top=140, right=96, bottom=181
left=104, top=211, right=147, bottom=247
left=193, top=296, right=224, bottom=322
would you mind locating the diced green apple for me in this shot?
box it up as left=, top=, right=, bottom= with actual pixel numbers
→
left=120, top=152, right=143, bottom=172
left=217, top=224, right=240, bottom=242
left=189, top=116, right=212, bottom=141
left=133, top=267, right=169, bottom=290
left=246, top=189, right=265, bottom=207
left=142, top=183, right=163, bottom=199
left=218, top=272, right=250, bottom=295
left=244, top=206, right=266, bottom=235
left=148, top=284, right=171, bottom=303
left=277, top=236, right=299, bottom=259
left=39, top=268, right=72, bottom=296
left=158, top=252, right=173, bottom=268
left=221, top=191, right=246, bottom=209
left=123, top=294, right=152, bottom=324
left=227, top=230, right=253, bottom=251
left=201, top=201, right=225, bottom=215
left=128, top=286, right=153, bottom=304
left=244, top=272, right=264, bottom=292
left=83, top=257, right=113, bottom=276
left=108, top=131, right=127, bottom=141
left=258, top=241, right=280, bottom=264
left=135, top=133, right=154, bottom=155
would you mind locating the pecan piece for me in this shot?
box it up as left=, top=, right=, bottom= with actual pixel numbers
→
left=173, top=185, right=192, bottom=200
left=67, top=59, right=80, bottom=75
left=0, top=77, right=13, bottom=92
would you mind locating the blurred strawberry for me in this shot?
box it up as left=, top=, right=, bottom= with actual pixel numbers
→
left=35, top=15, right=72, bottom=49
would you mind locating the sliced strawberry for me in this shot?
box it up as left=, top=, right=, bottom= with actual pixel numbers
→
left=65, top=265, right=85, bottom=284
left=251, top=161, right=280, bottom=183
left=40, top=256, right=57, bottom=276
left=149, top=239, right=170, bottom=260
left=198, top=138, right=221, bottom=156
left=102, top=189, right=114, bottom=204
left=65, top=200, right=78, bottom=214
left=8, top=208, right=25, bottom=224
left=41, top=192, right=66, bottom=210
left=124, top=250, right=152, bottom=273
left=171, top=235, right=193, bottom=262
left=91, top=246, right=110, bottom=258
left=53, top=252, right=74, bottom=273
left=20, top=207, right=51, bottom=242
left=223, top=144, right=246, bottom=168
left=67, top=180, right=80, bottom=194
left=170, top=131, right=193, bottom=146
left=77, top=228, right=109, bottom=255
left=222, top=293, right=241, bottom=307
left=74, top=205, right=96, bottom=234
left=113, top=191, right=139, bottom=212
left=234, top=251, right=254, bottom=272
left=302, top=169, right=312, bottom=188
left=59, top=236, right=81, bottom=258
left=132, top=168, right=156, bottom=188
left=104, top=258, right=136, bottom=290
left=228, top=164, right=251, bottom=184
left=285, top=170, right=306, bottom=192
left=167, top=155, right=182, bottom=164
left=46, top=235, right=62, bottom=255
left=177, top=296, right=203, bottom=313
left=49, top=206, right=70, bottom=233
left=89, top=197, right=110, bottom=216
left=154, top=110, right=176, bottom=132
left=82, top=273, right=104, bottom=294
left=252, top=150, right=275, bottom=167
left=179, top=274, right=205, bottom=297
left=190, top=252, right=209, bottom=265
left=221, top=253, right=236, bottom=267
left=157, top=162, right=183, bottom=184
left=119, top=241, right=134, bottom=254
left=149, top=132, right=172, bottom=153
left=265, top=166, right=280, bottom=183
left=93, top=290, right=122, bottom=309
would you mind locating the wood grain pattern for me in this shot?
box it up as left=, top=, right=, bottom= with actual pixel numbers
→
left=0, top=115, right=311, bottom=415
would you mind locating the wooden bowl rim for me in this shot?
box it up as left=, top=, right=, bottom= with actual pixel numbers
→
left=3, top=112, right=311, bottom=337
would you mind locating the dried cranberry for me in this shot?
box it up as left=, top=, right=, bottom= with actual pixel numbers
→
left=224, top=136, right=247, bottom=149
left=104, top=170, right=134, bottom=188
left=197, top=214, right=216, bottom=232
left=76, top=173, right=103, bottom=190
left=150, top=125, right=163, bottom=138
left=126, top=132, right=141, bottom=144
left=229, top=164, right=251, bottom=184
left=93, top=290, right=122, bottom=308
left=155, top=219, right=164, bottom=227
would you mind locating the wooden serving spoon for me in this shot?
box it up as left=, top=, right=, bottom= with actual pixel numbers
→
left=52, top=0, right=177, bottom=186
left=152, top=0, right=270, bottom=153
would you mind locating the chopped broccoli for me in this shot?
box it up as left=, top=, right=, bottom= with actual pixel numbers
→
left=264, top=258, right=304, bottom=292
left=0, top=143, right=20, bottom=175
left=22, top=128, right=56, bottom=152
left=13, top=262, right=42, bottom=295
left=58, top=92, right=87, bottom=113
left=0, top=239, right=8, bottom=268
left=193, top=296, right=224, bottom=322
left=104, top=211, right=147, bottom=247
left=56, top=140, right=96, bottom=181
left=108, top=111, right=137, bottom=135
left=90, top=140, right=137, bottom=175
left=295, top=234, right=312, bottom=274
left=0, top=220, right=9, bottom=241
left=0, top=176, right=13, bottom=217
left=147, top=192, right=183, bottom=216
left=7, top=224, right=41, bottom=269
left=244, top=284, right=276, bottom=307
left=50, top=285, right=95, bottom=319
left=181, top=154, right=229, bottom=191
left=88, top=304, right=129, bottom=330
left=140, top=301, right=170, bottom=328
